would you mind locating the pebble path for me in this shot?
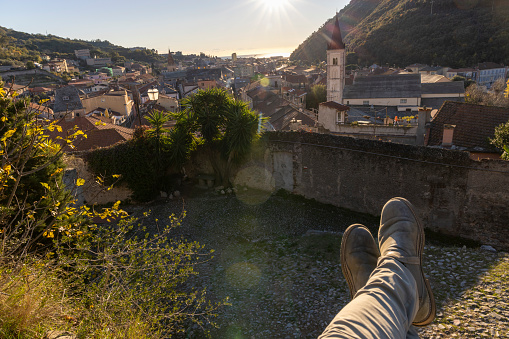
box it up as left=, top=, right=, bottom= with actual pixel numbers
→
left=128, top=189, right=508, bottom=338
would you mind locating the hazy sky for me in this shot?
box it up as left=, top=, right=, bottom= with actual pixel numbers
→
left=1, top=0, right=350, bottom=56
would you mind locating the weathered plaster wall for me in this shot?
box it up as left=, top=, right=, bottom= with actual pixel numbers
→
left=262, top=132, right=509, bottom=250
left=65, top=156, right=132, bottom=205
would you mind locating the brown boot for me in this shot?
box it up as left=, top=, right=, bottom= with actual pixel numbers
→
left=378, top=197, right=436, bottom=326
left=341, top=224, right=380, bottom=300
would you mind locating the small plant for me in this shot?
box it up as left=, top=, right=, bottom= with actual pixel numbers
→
left=490, top=120, right=509, bottom=160
left=0, top=262, right=72, bottom=338
left=57, top=209, right=228, bottom=338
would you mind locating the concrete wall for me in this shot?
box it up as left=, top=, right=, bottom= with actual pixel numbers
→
left=65, top=156, right=132, bottom=205
left=343, top=97, right=421, bottom=110
left=331, top=125, right=419, bottom=144
left=258, top=132, right=509, bottom=250
left=81, top=91, right=134, bottom=116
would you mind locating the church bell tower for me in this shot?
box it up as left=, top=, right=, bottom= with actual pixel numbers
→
left=167, top=48, right=177, bottom=72
left=326, top=15, right=346, bottom=103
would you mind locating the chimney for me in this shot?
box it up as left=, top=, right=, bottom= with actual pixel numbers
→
left=442, top=124, right=456, bottom=147
left=417, top=106, right=432, bottom=146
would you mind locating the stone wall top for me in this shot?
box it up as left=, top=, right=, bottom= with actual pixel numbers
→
left=266, top=131, right=473, bottom=166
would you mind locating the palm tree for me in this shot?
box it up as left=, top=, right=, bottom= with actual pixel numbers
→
left=146, top=110, right=170, bottom=171
left=178, top=88, right=262, bottom=186
left=221, top=100, right=260, bottom=183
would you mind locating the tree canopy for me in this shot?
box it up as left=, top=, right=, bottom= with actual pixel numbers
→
left=88, top=88, right=262, bottom=199
left=491, top=120, right=509, bottom=160
left=177, top=88, right=262, bottom=186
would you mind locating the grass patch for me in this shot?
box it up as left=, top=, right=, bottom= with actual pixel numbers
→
left=0, top=263, right=71, bottom=339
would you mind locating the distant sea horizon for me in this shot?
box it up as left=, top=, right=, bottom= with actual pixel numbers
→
left=220, top=51, right=291, bottom=60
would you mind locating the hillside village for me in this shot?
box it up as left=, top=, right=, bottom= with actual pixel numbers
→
left=1, top=2, right=509, bottom=337
left=1, top=28, right=508, bottom=158
left=1, top=13, right=507, bottom=231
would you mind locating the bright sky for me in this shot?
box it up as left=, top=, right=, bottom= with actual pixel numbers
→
left=1, top=0, right=350, bottom=57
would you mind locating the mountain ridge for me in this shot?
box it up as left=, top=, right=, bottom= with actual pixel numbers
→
left=0, top=26, right=164, bottom=68
left=290, top=0, right=509, bottom=68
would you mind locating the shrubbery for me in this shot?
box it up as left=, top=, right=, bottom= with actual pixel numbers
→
left=0, top=85, right=226, bottom=337
left=88, top=88, right=262, bottom=200
left=491, top=120, right=509, bottom=160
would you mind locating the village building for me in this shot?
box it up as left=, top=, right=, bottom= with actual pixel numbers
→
left=86, top=57, right=112, bottom=67
left=53, top=86, right=86, bottom=118
left=43, top=59, right=68, bottom=73
left=240, top=81, right=317, bottom=131
left=426, top=101, right=509, bottom=160
left=167, top=49, right=177, bottom=72
left=154, top=94, right=179, bottom=112
left=476, top=62, right=507, bottom=89
left=74, top=49, right=91, bottom=60
left=48, top=116, right=134, bottom=152
left=81, top=90, right=135, bottom=122
left=317, top=15, right=465, bottom=145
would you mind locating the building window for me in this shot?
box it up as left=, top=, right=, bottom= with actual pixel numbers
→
left=363, top=100, right=369, bottom=105
left=400, top=99, right=407, bottom=104
left=337, top=112, right=343, bottom=123
left=333, top=58, right=338, bottom=65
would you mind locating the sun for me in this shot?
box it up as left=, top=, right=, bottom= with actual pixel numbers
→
left=244, top=0, right=298, bottom=33
left=261, top=0, right=291, bottom=11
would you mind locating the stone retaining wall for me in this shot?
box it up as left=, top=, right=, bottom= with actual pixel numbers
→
left=244, top=132, right=509, bottom=250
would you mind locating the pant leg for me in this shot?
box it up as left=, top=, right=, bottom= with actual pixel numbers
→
left=406, top=326, right=420, bottom=339
left=319, top=258, right=419, bottom=339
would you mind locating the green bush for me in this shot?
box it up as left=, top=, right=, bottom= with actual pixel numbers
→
left=56, top=210, right=227, bottom=338
left=490, top=120, right=509, bottom=160
left=0, top=89, right=227, bottom=337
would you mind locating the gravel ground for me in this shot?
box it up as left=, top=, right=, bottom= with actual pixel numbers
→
left=126, top=187, right=509, bottom=338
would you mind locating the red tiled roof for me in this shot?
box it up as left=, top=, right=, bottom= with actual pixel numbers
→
left=28, top=102, right=54, bottom=115
left=319, top=101, right=350, bottom=111
left=478, top=62, right=505, bottom=70
left=427, top=101, right=509, bottom=151
left=284, top=74, right=308, bottom=84
left=447, top=68, right=475, bottom=72
left=293, top=89, right=307, bottom=97
left=29, top=87, right=54, bottom=93
left=48, top=116, right=133, bottom=152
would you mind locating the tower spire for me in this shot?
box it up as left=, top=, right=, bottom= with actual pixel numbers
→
left=327, top=13, right=345, bottom=50
left=167, top=48, right=176, bottom=72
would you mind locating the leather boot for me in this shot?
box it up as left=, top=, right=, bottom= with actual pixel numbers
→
left=341, top=224, right=380, bottom=300
left=378, top=197, right=436, bottom=326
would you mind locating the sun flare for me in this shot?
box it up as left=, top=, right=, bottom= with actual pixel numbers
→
left=261, top=0, right=291, bottom=11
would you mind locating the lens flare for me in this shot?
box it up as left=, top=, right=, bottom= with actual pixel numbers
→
left=226, top=262, right=262, bottom=289
left=234, top=166, right=275, bottom=205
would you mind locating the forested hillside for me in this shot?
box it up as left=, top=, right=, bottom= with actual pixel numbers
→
left=290, top=0, right=509, bottom=68
left=0, top=26, right=164, bottom=67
